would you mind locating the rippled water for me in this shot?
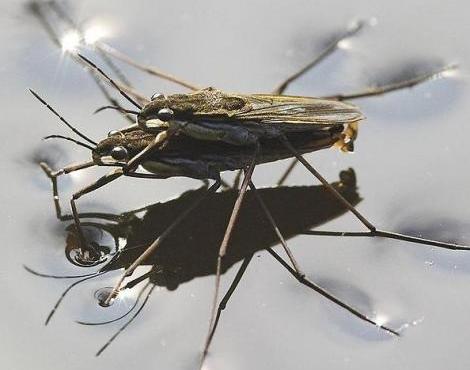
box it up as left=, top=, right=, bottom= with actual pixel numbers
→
left=2, top=1, right=470, bottom=369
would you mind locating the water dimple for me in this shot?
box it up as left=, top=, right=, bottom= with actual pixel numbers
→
left=66, top=244, right=109, bottom=267
left=94, top=287, right=116, bottom=307
left=65, top=226, right=114, bottom=267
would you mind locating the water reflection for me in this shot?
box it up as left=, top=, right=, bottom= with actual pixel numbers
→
left=60, top=168, right=360, bottom=289
left=27, top=168, right=363, bottom=352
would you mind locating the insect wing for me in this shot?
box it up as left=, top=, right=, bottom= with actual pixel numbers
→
left=233, top=94, right=364, bottom=125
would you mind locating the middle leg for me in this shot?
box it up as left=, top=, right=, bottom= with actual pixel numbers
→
left=280, top=134, right=470, bottom=251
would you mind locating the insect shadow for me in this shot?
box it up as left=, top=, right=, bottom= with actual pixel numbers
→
left=27, top=168, right=361, bottom=355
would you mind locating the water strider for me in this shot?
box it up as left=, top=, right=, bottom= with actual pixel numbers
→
left=28, top=1, right=469, bottom=367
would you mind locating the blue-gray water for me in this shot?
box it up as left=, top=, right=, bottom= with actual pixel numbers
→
left=1, top=1, right=470, bottom=369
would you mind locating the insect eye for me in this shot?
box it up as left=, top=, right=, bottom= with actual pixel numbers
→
left=151, top=93, right=165, bottom=101
left=110, top=146, right=128, bottom=160
left=157, top=108, right=174, bottom=121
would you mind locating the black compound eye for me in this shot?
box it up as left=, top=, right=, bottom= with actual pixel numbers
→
left=157, top=108, right=174, bottom=121
left=110, top=146, right=128, bottom=160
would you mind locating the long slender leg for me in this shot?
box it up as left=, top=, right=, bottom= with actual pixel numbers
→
left=205, top=179, right=307, bottom=351
left=40, top=161, right=95, bottom=220
left=249, top=182, right=304, bottom=275
left=40, top=163, right=167, bottom=223
left=70, top=169, right=124, bottom=258
left=102, top=179, right=222, bottom=306
left=281, top=135, right=470, bottom=250
left=282, top=136, right=374, bottom=231
left=250, top=181, right=400, bottom=335
left=276, top=66, right=456, bottom=186
left=201, top=151, right=258, bottom=365
left=276, top=63, right=457, bottom=186
left=204, top=255, right=254, bottom=352
left=272, top=21, right=365, bottom=95
left=95, top=43, right=201, bottom=92
left=303, top=230, right=470, bottom=251
left=40, top=162, right=132, bottom=233
left=270, top=22, right=367, bottom=185
left=265, top=247, right=399, bottom=335
left=253, top=22, right=365, bottom=187
left=322, top=64, right=456, bottom=101
left=45, top=127, right=171, bottom=261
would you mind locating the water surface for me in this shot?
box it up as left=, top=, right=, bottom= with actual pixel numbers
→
left=1, top=1, right=470, bottom=369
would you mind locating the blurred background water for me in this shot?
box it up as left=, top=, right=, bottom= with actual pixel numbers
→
left=1, top=1, right=470, bottom=369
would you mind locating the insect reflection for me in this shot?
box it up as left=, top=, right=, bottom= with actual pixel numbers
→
left=28, top=168, right=360, bottom=354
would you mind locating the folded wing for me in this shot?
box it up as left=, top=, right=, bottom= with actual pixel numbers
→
left=233, top=94, right=364, bottom=125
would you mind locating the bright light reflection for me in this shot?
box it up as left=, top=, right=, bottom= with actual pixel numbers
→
left=61, top=30, right=80, bottom=52
left=441, top=67, right=459, bottom=78
left=338, top=39, right=352, bottom=50
left=84, top=25, right=108, bottom=45
left=374, top=314, right=388, bottom=327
